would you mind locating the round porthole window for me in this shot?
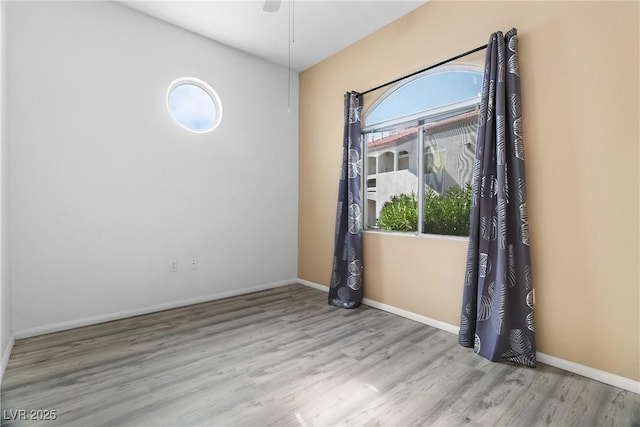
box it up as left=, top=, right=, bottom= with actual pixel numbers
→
left=166, top=77, right=223, bottom=133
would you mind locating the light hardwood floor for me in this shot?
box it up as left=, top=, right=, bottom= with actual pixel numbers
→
left=1, top=284, right=638, bottom=426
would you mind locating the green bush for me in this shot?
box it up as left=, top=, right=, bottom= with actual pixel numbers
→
left=376, top=183, right=472, bottom=236
left=376, top=193, right=418, bottom=232
left=424, top=183, right=472, bottom=236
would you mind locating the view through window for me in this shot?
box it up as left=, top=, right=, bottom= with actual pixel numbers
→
left=362, top=56, right=484, bottom=237
left=167, top=77, right=223, bottom=133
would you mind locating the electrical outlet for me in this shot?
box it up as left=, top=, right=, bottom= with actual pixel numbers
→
left=170, top=260, right=178, bottom=272
left=190, top=258, right=198, bottom=270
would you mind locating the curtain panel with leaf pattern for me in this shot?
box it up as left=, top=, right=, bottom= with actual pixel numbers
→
left=329, top=92, right=364, bottom=309
left=459, top=29, right=536, bottom=367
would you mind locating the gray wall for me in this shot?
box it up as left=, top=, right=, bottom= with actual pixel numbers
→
left=7, top=1, right=298, bottom=335
left=1, top=0, right=13, bottom=381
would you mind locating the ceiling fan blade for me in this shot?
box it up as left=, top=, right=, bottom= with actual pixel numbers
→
left=263, top=0, right=281, bottom=13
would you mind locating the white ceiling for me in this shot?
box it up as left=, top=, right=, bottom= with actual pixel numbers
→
left=118, top=1, right=428, bottom=71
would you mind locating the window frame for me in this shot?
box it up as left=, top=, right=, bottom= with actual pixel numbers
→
left=361, top=65, right=483, bottom=237
left=166, top=77, right=223, bottom=133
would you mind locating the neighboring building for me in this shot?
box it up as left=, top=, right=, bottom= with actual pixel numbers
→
left=365, top=109, right=479, bottom=226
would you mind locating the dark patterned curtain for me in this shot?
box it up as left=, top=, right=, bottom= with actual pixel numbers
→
left=329, top=92, right=363, bottom=309
left=459, top=29, right=536, bottom=367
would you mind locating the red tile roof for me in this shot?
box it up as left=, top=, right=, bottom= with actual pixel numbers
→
left=368, top=128, right=418, bottom=149
left=367, top=110, right=478, bottom=149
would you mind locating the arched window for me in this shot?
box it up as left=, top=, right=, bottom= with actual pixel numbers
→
left=362, top=66, right=483, bottom=236
left=378, top=152, right=395, bottom=173
left=365, top=68, right=482, bottom=128
left=398, top=150, right=410, bottom=170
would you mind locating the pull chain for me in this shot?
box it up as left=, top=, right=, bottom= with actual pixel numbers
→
left=287, top=0, right=295, bottom=113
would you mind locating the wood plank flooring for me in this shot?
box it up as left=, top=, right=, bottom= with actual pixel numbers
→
left=1, top=284, right=638, bottom=426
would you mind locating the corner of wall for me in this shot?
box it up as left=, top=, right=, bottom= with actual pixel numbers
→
left=0, top=0, right=14, bottom=383
left=0, top=334, right=14, bottom=384
left=7, top=1, right=297, bottom=334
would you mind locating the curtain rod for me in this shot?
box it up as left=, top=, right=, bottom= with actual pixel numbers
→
left=360, top=44, right=488, bottom=96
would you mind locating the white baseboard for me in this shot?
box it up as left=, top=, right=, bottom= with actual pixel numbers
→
left=15, top=279, right=296, bottom=340
left=296, top=278, right=329, bottom=293
left=296, top=278, right=640, bottom=395
left=536, top=352, right=639, bottom=394
left=297, top=278, right=459, bottom=334
left=1, top=333, right=15, bottom=386
left=361, top=297, right=461, bottom=335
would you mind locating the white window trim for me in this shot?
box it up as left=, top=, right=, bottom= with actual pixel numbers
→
left=166, top=77, right=223, bottom=133
left=362, top=65, right=482, bottom=238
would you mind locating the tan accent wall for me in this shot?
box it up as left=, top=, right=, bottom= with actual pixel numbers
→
left=299, top=1, right=639, bottom=381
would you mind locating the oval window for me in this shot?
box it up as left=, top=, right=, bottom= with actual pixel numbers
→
left=166, top=77, right=222, bottom=133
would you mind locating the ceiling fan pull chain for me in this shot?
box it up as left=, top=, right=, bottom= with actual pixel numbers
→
left=287, top=0, right=292, bottom=113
